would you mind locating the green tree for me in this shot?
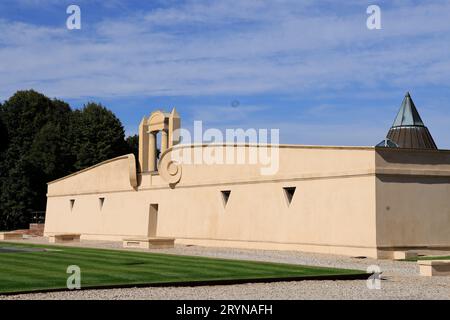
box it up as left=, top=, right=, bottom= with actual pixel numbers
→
left=0, top=92, right=133, bottom=230
left=70, top=102, right=129, bottom=170
left=0, top=90, right=72, bottom=230
left=0, top=104, right=7, bottom=153
left=126, top=134, right=139, bottom=161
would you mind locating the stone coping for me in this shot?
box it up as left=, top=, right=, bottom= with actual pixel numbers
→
left=122, top=237, right=175, bottom=242
left=417, top=259, right=450, bottom=266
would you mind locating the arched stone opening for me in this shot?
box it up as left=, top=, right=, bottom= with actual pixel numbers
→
left=138, top=108, right=180, bottom=172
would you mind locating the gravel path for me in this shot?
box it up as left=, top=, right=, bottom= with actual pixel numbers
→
left=1, top=238, right=449, bottom=300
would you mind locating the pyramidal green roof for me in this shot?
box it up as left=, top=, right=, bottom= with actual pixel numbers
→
left=379, top=92, right=438, bottom=150
left=392, top=92, right=425, bottom=127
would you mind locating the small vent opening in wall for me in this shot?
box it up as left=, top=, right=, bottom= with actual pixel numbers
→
left=283, top=187, right=296, bottom=206
left=99, top=197, right=105, bottom=210
left=221, top=190, right=231, bottom=208
left=70, top=199, right=75, bottom=211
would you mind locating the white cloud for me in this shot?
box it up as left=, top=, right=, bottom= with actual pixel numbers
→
left=0, top=0, right=449, bottom=101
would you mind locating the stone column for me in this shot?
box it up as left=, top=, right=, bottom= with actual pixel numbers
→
left=148, top=132, right=157, bottom=171
left=138, top=117, right=149, bottom=172
left=161, top=130, right=168, bottom=154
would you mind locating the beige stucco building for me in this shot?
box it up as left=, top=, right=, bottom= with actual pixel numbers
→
left=44, top=95, right=450, bottom=259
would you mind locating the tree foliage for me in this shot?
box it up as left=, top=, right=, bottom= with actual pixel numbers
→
left=126, top=134, right=139, bottom=161
left=70, top=102, right=129, bottom=170
left=0, top=105, right=7, bottom=153
left=0, top=90, right=134, bottom=230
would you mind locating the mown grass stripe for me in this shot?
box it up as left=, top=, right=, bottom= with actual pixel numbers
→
left=1, top=249, right=342, bottom=278
left=0, top=242, right=366, bottom=294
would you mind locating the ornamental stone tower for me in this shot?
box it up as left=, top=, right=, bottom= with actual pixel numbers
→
left=138, top=108, right=181, bottom=172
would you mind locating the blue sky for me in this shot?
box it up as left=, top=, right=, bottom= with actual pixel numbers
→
left=1, top=0, right=449, bottom=148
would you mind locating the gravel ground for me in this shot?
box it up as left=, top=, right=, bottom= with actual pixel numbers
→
left=1, top=238, right=449, bottom=300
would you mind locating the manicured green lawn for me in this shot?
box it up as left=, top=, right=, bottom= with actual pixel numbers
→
left=0, top=242, right=366, bottom=294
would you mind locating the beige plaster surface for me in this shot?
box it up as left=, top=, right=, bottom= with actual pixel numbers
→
left=44, top=118, right=450, bottom=259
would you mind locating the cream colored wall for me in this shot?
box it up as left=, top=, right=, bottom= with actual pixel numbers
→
left=44, top=154, right=137, bottom=236
left=44, top=145, right=450, bottom=258
left=153, top=145, right=378, bottom=255
left=45, top=146, right=379, bottom=257
left=45, top=192, right=148, bottom=239
left=47, top=154, right=137, bottom=196
left=153, top=176, right=377, bottom=256
left=163, top=144, right=376, bottom=185
left=375, top=149, right=450, bottom=253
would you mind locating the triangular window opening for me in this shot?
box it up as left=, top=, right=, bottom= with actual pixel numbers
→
left=221, top=190, right=231, bottom=208
left=70, top=199, right=75, bottom=211
left=283, top=187, right=296, bottom=206
left=99, top=197, right=105, bottom=210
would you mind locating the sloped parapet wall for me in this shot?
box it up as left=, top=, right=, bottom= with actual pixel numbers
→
left=44, top=154, right=138, bottom=238
left=47, top=154, right=137, bottom=196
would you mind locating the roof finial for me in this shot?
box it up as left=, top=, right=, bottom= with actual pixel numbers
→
left=381, top=93, right=438, bottom=149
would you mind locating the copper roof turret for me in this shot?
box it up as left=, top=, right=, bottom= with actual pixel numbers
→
left=378, top=92, right=437, bottom=149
